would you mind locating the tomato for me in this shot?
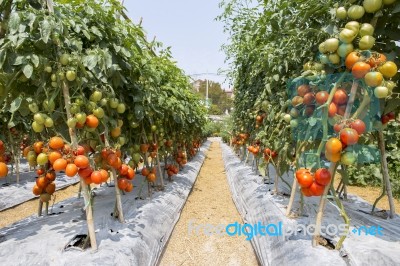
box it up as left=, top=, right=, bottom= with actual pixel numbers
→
left=326, top=138, right=343, bottom=154
left=303, top=92, right=315, bottom=105
left=334, top=122, right=345, bottom=133
left=74, top=155, right=90, bottom=168
left=337, top=105, right=347, bottom=116
left=34, top=113, right=45, bottom=124
left=283, top=114, right=291, bottom=123
left=328, top=53, right=340, bottom=65
left=292, top=96, right=303, bottom=106
left=319, top=42, right=327, bottom=53
left=359, top=35, right=375, bottom=50
left=296, top=172, right=314, bottom=188
left=336, top=7, right=347, bottom=19
left=60, top=54, right=70, bottom=65
left=352, top=62, right=371, bottom=78
left=324, top=38, right=339, bottom=52
left=328, top=102, right=338, bottom=117
left=93, top=107, right=105, bottom=118
left=374, top=86, right=389, bottom=98
left=32, top=121, right=44, bottom=133
left=367, top=53, right=386, bottom=68
left=315, top=91, right=329, bottom=105
left=310, top=182, right=325, bottom=196
left=364, top=71, right=383, bottom=87
left=67, top=118, right=77, bottom=128
left=109, top=98, right=119, bottom=108
left=320, top=54, right=329, bottom=64
left=75, top=112, right=87, bottom=124
left=90, top=91, right=103, bottom=102
left=337, top=43, right=354, bottom=58
left=86, top=114, right=99, bottom=128
left=45, top=66, right=52, bottom=73
left=339, top=28, right=357, bottom=44
left=315, top=168, right=331, bottom=186
left=340, top=128, right=359, bottom=145
left=333, top=89, right=348, bottom=105
left=43, top=99, right=55, bottom=112
left=37, top=153, right=49, bottom=165
left=379, top=61, right=398, bottom=78
left=44, top=117, right=54, bottom=128
left=290, top=119, right=298, bottom=128
left=117, top=103, right=126, bottom=114
left=345, top=21, right=360, bottom=33
left=363, top=0, right=382, bottom=13
left=359, top=23, right=374, bottom=37
left=381, top=114, right=390, bottom=124
left=347, top=5, right=365, bottom=19
left=49, top=137, right=65, bottom=150
left=65, top=163, right=79, bottom=177
left=66, top=70, right=76, bottom=81
left=301, top=187, right=313, bottom=197
left=388, top=111, right=396, bottom=120
left=53, top=158, right=68, bottom=171
left=383, top=0, right=396, bottom=4
left=341, top=151, right=357, bottom=165
left=28, top=103, right=39, bottom=113
left=0, top=162, right=8, bottom=177
left=305, top=106, right=315, bottom=117
left=345, top=52, right=361, bottom=70
left=297, top=85, right=311, bottom=97
left=350, top=119, right=366, bottom=134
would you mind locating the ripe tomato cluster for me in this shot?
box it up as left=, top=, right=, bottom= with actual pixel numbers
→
left=296, top=168, right=332, bottom=197
left=0, top=141, right=9, bottom=178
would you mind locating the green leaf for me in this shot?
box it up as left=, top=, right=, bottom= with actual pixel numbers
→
left=9, top=96, right=22, bottom=113
left=13, top=55, right=26, bottom=66
left=90, top=26, right=102, bottom=37
left=22, top=64, right=33, bottom=79
left=0, top=50, right=7, bottom=69
left=83, top=54, right=98, bottom=70
left=31, top=54, right=40, bottom=68
left=9, top=12, right=20, bottom=34
left=40, top=19, right=52, bottom=43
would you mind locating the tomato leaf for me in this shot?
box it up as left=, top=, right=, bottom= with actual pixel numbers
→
left=40, top=19, right=52, bottom=43
left=31, top=54, right=40, bottom=68
left=9, top=96, right=22, bottom=113
left=22, top=64, right=33, bottom=79
left=134, top=104, right=144, bottom=120
left=8, top=12, right=20, bottom=34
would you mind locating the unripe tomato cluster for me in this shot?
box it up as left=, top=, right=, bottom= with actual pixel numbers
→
left=232, top=133, right=250, bottom=146
left=296, top=168, right=332, bottom=197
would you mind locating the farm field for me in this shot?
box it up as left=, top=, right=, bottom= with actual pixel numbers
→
left=0, top=0, right=400, bottom=265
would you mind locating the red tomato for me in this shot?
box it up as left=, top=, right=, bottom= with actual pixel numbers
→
left=350, top=119, right=366, bottom=135
left=315, top=91, right=329, bottom=105
left=328, top=103, right=337, bottom=117
left=296, top=172, right=314, bottom=188
left=310, top=182, right=325, bottom=196
left=352, top=62, right=371, bottom=79
left=333, top=89, right=348, bottom=105
left=315, top=168, right=331, bottom=186
left=301, top=187, right=313, bottom=197
left=340, top=128, right=359, bottom=146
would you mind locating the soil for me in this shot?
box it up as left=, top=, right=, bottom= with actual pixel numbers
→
left=334, top=174, right=400, bottom=213
left=0, top=183, right=81, bottom=228
left=160, top=141, right=259, bottom=266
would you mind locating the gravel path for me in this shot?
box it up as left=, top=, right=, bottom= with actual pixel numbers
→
left=160, top=141, right=258, bottom=266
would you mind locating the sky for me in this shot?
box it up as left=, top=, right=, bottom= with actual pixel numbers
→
left=124, top=0, right=232, bottom=89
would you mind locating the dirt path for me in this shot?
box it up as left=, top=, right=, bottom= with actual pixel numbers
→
left=160, top=141, right=258, bottom=266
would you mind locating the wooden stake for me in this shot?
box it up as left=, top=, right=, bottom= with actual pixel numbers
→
left=378, top=130, right=395, bottom=218
left=62, top=82, right=97, bottom=251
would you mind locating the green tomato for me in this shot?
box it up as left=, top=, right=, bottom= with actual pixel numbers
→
left=341, top=151, right=357, bottom=165
left=345, top=21, right=360, bottom=34
left=374, top=86, right=388, bottom=98
left=44, top=117, right=54, bottom=128
left=132, top=153, right=141, bottom=163
left=290, top=119, right=298, bottom=129
left=151, top=125, right=157, bottom=132
left=339, top=28, right=357, bottom=44
left=37, top=153, right=49, bottom=165
left=70, top=104, right=80, bottom=114
left=66, top=70, right=76, bottom=81
left=383, top=0, right=396, bottom=4
left=109, top=98, right=119, bottom=108
left=337, top=43, right=354, bottom=58
left=283, top=114, right=291, bottom=123
left=32, top=121, right=44, bottom=132
left=328, top=53, right=341, bottom=64
left=51, top=82, right=58, bottom=88
left=28, top=103, right=39, bottom=113
left=99, top=98, right=108, bottom=106
left=45, top=66, right=52, bottom=73
left=60, top=54, right=70, bottom=65
left=359, top=23, right=374, bottom=37
left=58, top=71, right=65, bottom=81
left=336, top=7, right=347, bottom=19
left=93, top=107, right=105, bottom=118
left=118, top=136, right=126, bottom=146
left=33, top=113, right=45, bottom=124
left=43, top=99, right=55, bottom=112
left=363, top=0, right=382, bottom=13
left=358, top=35, right=375, bottom=50
left=67, top=117, right=77, bottom=128
left=75, top=112, right=87, bottom=124
left=324, top=38, right=339, bottom=53
left=87, top=101, right=97, bottom=112
left=51, top=74, right=57, bottom=82
left=27, top=151, right=37, bottom=163
left=347, top=5, right=365, bottom=19
left=130, top=121, right=139, bottom=128
left=132, top=144, right=140, bottom=152
left=90, top=91, right=103, bottom=102
left=117, top=103, right=126, bottom=113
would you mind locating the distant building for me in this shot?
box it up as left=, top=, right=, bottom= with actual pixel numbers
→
left=224, top=88, right=234, bottom=99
